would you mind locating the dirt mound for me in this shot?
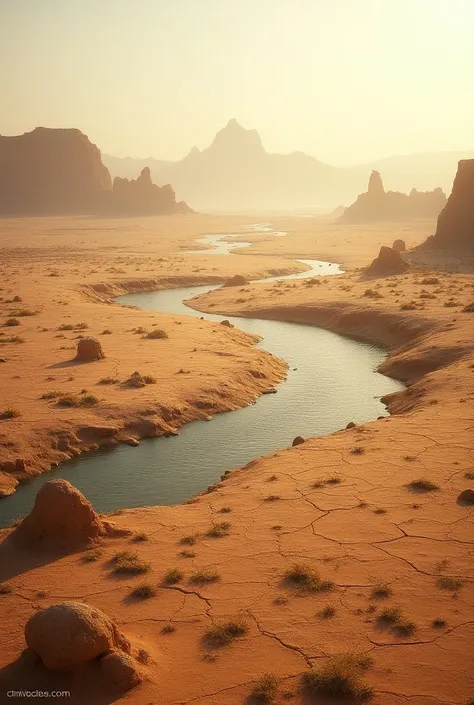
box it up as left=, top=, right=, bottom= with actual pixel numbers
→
left=365, top=246, right=409, bottom=278
left=101, top=651, right=142, bottom=690
left=25, top=601, right=131, bottom=670
left=223, top=274, right=248, bottom=287
left=75, top=337, right=105, bottom=362
left=15, top=479, right=104, bottom=546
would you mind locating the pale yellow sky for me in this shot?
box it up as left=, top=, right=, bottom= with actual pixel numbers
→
left=1, top=0, right=473, bottom=165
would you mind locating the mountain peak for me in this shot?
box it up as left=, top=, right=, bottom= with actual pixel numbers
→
left=209, top=119, right=265, bottom=155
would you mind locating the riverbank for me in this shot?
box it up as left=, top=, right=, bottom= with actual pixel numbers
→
left=1, top=214, right=473, bottom=704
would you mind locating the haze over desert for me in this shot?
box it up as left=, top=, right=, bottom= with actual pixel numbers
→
left=1, top=1, right=474, bottom=704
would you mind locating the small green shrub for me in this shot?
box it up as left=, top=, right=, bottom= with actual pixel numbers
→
left=1, top=408, right=21, bottom=419
left=252, top=673, right=278, bottom=702
left=145, top=329, right=168, bottom=339
left=303, top=653, right=373, bottom=700
left=110, top=551, right=150, bottom=574
left=407, top=478, right=439, bottom=492
left=131, top=583, right=157, bottom=599
left=4, top=318, right=20, bottom=327
left=284, top=563, right=333, bottom=593
left=205, top=616, right=248, bottom=646
left=205, top=522, right=230, bottom=538
left=189, top=569, right=220, bottom=584
left=163, top=568, right=183, bottom=585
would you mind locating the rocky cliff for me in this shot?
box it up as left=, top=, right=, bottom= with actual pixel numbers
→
left=0, top=128, right=191, bottom=216
left=109, top=167, right=192, bottom=215
left=340, top=170, right=446, bottom=223
left=430, top=159, right=474, bottom=249
left=0, top=127, right=111, bottom=215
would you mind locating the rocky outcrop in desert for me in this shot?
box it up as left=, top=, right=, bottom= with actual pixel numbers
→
left=430, top=159, right=474, bottom=249
left=340, top=170, right=446, bottom=223
left=365, top=245, right=409, bottom=277
left=0, top=128, right=111, bottom=215
left=0, top=128, right=192, bottom=216
left=109, top=167, right=192, bottom=216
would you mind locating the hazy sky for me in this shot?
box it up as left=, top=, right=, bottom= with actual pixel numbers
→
left=1, top=0, right=473, bottom=165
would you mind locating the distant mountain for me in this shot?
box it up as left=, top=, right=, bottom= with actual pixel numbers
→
left=103, top=119, right=473, bottom=213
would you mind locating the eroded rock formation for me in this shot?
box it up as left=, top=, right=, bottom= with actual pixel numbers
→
left=365, top=246, right=409, bottom=277
left=75, top=337, right=105, bottom=362
left=0, top=128, right=111, bottom=215
left=340, top=171, right=446, bottom=223
left=223, top=275, right=248, bottom=287
left=392, top=239, right=406, bottom=252
left=109, top=167, right=192, bottom=215
left=430, top=160, right=474, bottom=249
left=16, top=479, right=104, bottom=545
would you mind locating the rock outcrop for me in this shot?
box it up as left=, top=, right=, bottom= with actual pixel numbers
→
left=340, top=171, right=446, bottom=223
left=430, top=160, right=474, bottom=250
left=392, top=239, right=406, bottom=252
left=0, top=128, right=111, bottom=215
left=223, top=275, right=248, bottom=287
left=75, top=337, right=105, bottom=362
left=25, top=602, right=131, bottom=670
left=109, top=167, right=192, bottom=215
left=16, top=479, right=104, bottom=546
left=365, top=246, right=409, bottom=278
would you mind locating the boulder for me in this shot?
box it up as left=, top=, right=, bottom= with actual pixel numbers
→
left=220, top=319, right=233, bottom=327
left=346, top=421, right=357, bottom=429
left=457, top=489, right=474, bottom=505
left=292, top=436, right=305, bottom=446
left=223, top=275, right=248, bottom=287
left=365, top=246, right=409, bottom=277
left=431, top=160, right=474, bottom=250
left=16, top=479, right=104, bottom=545
left=392, top=239, right=406, bottom=252
left=25, top=602, right=131, bottom=670
left=125, top=371, right=146, bottom=388
left=75, top=337, right=105, bottom=362
left=0, top=127, right=111, bottom=215
left=101, top=651, right=142, bottom=690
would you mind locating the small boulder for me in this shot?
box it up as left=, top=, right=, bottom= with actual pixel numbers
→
left=346, top=421, right=356, bottom=429
left=75, top=337, right=105, bottom=362
left=16, top=479, right=104, bottom=546
left=101, top=651, right=142, bottom=690
left=25, top=602, right=130, bottom=670
left=292, top=436, right=305, bottom=446
left=223, top=275, right=248, bottom=287
left=365, top=246, right=409, bottom=277
left=220, top=319, right=233, bottom=327
left=392, top=239, right=406, bottom=252
left=457, top=489, right=474, bottom=505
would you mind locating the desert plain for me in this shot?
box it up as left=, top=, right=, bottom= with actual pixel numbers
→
left=0, top=213, right=473, bottom=704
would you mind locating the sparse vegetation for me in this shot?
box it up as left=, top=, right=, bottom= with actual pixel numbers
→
left=219, top=506, right=232, bottom=513
left=432, top=618, right=447, bottom=628
left=378, top=607, right=416, bottom=636
left=318, top=605, right=336, bottom=619
left=1, top=408, right=21, bottom=419
left=0, top=335, right=25, bottom=344
left=436, top=576, right=464, bottom=591
left=189, top=569, right=220, bottom=584
left=57, top=393, right=99, bottom=407
left=98, top=376, right=119, bottom=385
left=371, top=584, right=392, bottom=599
left=252, top=674, right=278, bottom=702
left=179, top=549, right=196, bottom=558
left=13, top=309, right=36, bottom=317
left=205, top=522, right=230, bottom=538
left=205, top=616, right=248, bottom=646
left=131, top=583, right=157, bottom=599
left=82, top=548, right=103, bottom=562
left=264, top=494, right=280, bottom=502
left=110, top=551, right=150, bottom=574
left=283, top=563, right=333, bottom=593
left=180, top=534, right=198, bottom=545
left=350, top=446, right=365, bottom=455
left=132, top=532, right=149, bottom=542
left=145, top=329, right=168, bottom=339
left=363, top=288, right=384, bottom=299
left=40, top=390, right=62, bottom=399
left=407, top=478, right=440, bottom=492
left=303, top=653, right=373, bottom=700
left=4, top=318, right=20, bottom=327
left=163, top=568, right=183, bottom=584
left=464, top=471, right=474, bottom=480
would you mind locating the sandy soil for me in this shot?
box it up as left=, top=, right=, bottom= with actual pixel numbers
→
left=1, top=213, right=473, bottom=704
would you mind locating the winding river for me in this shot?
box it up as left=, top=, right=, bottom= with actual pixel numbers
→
left=0, top=226, right=403, bottom=527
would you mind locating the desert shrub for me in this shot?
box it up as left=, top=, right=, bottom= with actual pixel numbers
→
left=205, top=616, right=248, bottom=646
left=131, top=583, right=157, bottom=599
left=98, top=376, right=119, bottom=385
left=189, top=569, right=220, bottom=584
left=110, top=551, right=150, bottom=574
left=400, top=302, right=416, bottom=310
left=180, top=534, right=198, bottom=545
left=0, top=336, right=25, bottom=344
left=363, top=289, right=384, bottom=299
left=205, top=522, right=230, bottom=538
left=163, top=568, right=183, bottom=584
left=143, top=375, right=157, bottom=384
left=1, top=408, right=21, bottom=419
left=284, top=563, right=333, bottom=593
left=145, top=329, right=168, bottom=339
left=371, top=584, right=392, bottom=599
left=421, top=277, right=439, bottom=285
left=82, top=548, right=103, bottom=562
left=57, top=394, right=99, bottom=408
left=436, top=576, right=463, bottom=591
left=40, top=390, right=62, bottom=399
left=4, top=318, right=20, bottom=327
left=252, top=674, right=278, bottom=702
left=12, top=309, right=36, bottom=317
left=303, top=653, right=373, bottom=700
left=407, top=478, right=439, bottom=492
